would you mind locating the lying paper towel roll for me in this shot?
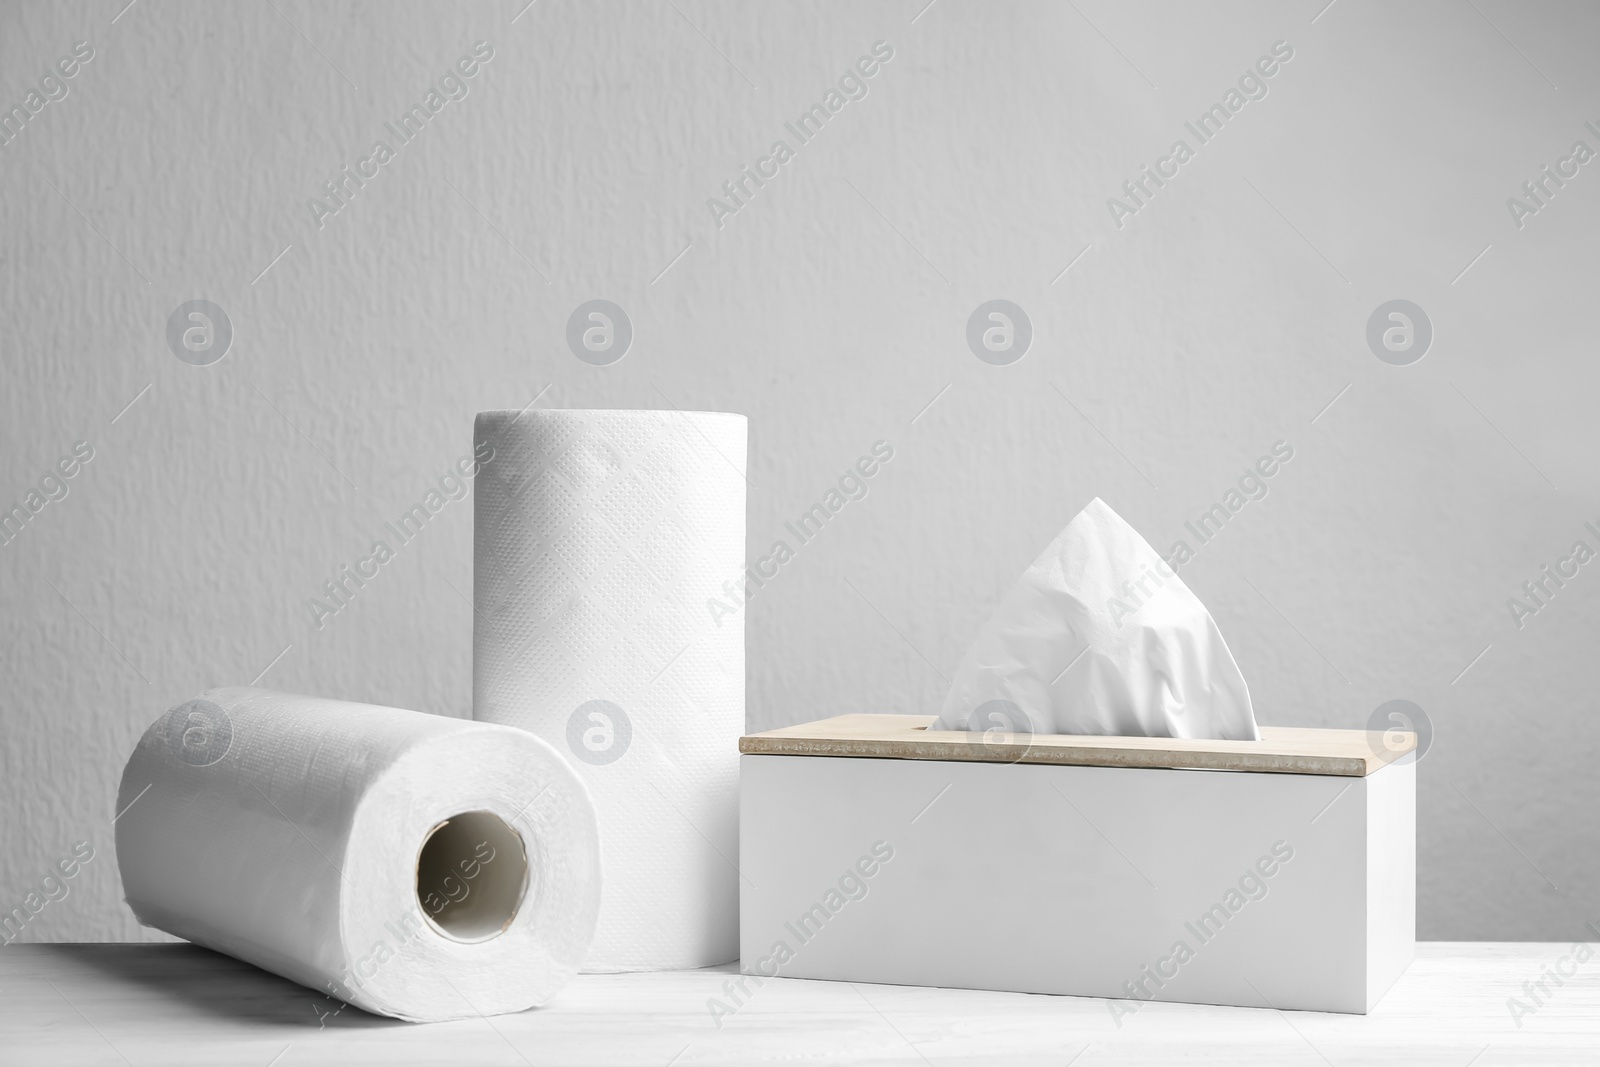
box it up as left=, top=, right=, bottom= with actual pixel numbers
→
left=114, top=687, right=600, bottom=1022
left=473, top=408, right=746, bottom=971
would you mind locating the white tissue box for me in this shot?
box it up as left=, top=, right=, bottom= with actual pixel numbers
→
left=738, top=715, right=1414, bottom=1015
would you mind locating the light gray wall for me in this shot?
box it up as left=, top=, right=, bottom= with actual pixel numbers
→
left=2, top=0, right=1596, bottom=943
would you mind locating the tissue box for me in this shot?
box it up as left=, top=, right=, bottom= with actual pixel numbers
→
left=738, top=715, right=1414, bottom=1015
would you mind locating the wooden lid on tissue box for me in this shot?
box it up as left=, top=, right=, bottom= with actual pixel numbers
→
left=739, top=714, right=1414, bottom=777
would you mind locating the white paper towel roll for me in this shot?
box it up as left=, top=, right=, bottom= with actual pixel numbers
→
left=114, top=687, right=600, bottom=1022
left=472, top=408, right=746, bottom=971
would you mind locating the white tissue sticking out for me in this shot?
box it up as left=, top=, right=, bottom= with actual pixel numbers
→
left=937, top=497, right=1259, bottom=741
left=114, top=687, right=601, bottom=1022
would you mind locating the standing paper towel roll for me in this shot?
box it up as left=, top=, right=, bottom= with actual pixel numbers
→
left=473, top=408, right=746, bottom=971
left=114, top=687, right=600, bottom=1022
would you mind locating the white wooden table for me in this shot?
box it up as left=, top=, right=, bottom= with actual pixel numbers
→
left=2, top=943, right=1595, bottom=1064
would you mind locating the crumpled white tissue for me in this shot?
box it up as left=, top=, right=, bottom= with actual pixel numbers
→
left=936, top=497, right=1259, bottom=741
